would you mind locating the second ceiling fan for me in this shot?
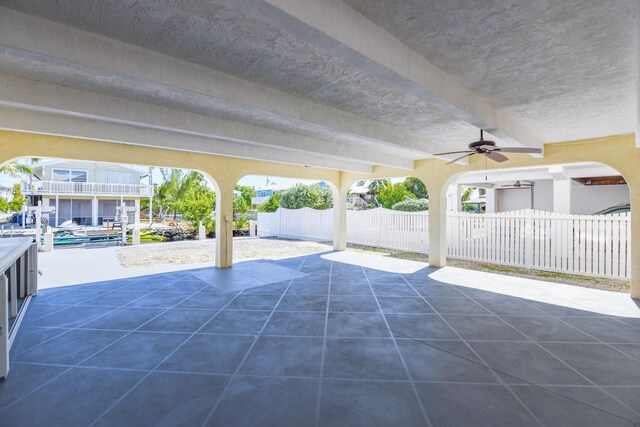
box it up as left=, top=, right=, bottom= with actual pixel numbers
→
left=434, top=130, right=542, bottom=165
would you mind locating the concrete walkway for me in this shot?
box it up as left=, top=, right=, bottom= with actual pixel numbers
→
left=37, top=245, right=212, bottom=289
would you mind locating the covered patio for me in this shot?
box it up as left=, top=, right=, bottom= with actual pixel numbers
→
left=1, top=0, right=640, bottom=425
left=3, top=251, right=640, bottom=426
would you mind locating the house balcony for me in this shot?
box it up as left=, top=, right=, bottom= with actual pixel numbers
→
left=21, top=181, right=153, bottom=197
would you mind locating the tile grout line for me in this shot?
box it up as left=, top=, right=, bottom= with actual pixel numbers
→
left=512, top=298, right=640, bottom=364
left=13, top=274, right=191, bottom=358
left=88, top=284, right=249, bottom=427
left=398, top=273, right=545, bottom=427
left=336, top=291, right=640, bottom=426
left=3, top=274, right=209, bottom=414
left=11, top=359, right=640, bottom=389
left=362, top=267, right=434, bottom=427
left=200, top=254, right=311, bottom=427
left=246, top=265, right=640, bottom=426
left=458, top=290, right=640, bottom=422
left=313, top=257, right=332, bottom=427
left=26, top=275, right=155, bottom=321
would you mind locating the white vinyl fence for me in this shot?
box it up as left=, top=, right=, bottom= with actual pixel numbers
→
left=447, top=210, right=631, bottom=279
left=257, top=208, right=631, bottom=279
left=257, top=208, right=333, bottom=241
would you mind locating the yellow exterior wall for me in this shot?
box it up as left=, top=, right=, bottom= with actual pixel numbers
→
left=1, top=130, right=638, bottom=298
left=0, top=130, right=343, bottom=269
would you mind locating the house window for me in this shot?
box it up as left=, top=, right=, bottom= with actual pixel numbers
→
left=52, top=168, right=88, bottom=183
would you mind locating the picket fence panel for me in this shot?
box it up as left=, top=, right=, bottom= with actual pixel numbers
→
left=257, top=208, right=630, bottom=279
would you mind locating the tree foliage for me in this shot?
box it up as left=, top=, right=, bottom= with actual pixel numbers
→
left=392, top=198, right=429, bottom=212
left=148, top=169, right=219, bottom=230
left=461, top=186, right=480, bottom=212
left=377, top=182, right=415, bottom=209
left=177, top=183, right=217, bottom=232
left=234, top=185, right=255, bottom=210
left=0, top=160, right=37, bottom=178
left=258, top=192, right=282, bottom=212
left=403, top=177, right=428, bottom=200
left=278, top=184, right=333, bottom=210
left=8, top=184, right=26, bottom=212
left=0, top=197, right=8, bottom=213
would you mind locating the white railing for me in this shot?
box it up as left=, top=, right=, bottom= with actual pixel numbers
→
left=257, top=208, right=631, bottom=279
left=22, top=181, right=153, bottom=197
left=251, top=196, right=271, bottom=206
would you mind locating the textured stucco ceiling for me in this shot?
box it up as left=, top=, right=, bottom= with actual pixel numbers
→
left=0, top=0, right=635, bottom=168
left=344, top=0, right=636, bottom=142
left=0, top=0, right=462, bottom=137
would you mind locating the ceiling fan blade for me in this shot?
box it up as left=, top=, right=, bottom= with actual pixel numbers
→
left=485, top=151, right=508, bottom=162
left=445, top=152, right=475, bottom=165
left=433, top=150, right=474, bottom=156
left=494, top=147, right=542, bottom=154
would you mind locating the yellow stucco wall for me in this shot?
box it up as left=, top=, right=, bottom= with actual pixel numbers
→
left=1, top=130, right=638, bottom=298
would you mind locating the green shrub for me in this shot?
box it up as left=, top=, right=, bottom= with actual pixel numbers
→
left=233, top=213, right=249, bottom=230
left=278, top=184, right=332, bottom=210
left=392, top=198, right=429, bottom=212
left=378, top=182, right=415, bottom=208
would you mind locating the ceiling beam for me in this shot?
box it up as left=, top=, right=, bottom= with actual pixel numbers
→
left=0, top=73, right=414, bottom=170
left=261, top=0, right=544, bottom=155
left=0, top=7, right=432, bottom=158
left=0, top=107, right=373, bottom=173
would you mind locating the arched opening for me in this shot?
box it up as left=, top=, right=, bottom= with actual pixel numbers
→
left=439, top=162, right=632, bottom=292
left=234, top=174, right=337, bottom=263
left=0, top=155, right=224, bottom=285
left=340, top=176, right=430, bottom=262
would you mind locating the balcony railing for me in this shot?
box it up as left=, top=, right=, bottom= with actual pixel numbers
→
left=22, top=181, right=153, bottom=197
left=251, top=196, right=271, bottom=205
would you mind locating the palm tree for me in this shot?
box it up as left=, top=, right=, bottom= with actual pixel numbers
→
left=159, top=169, right=203, bottom=220
left=367, top=179, right=391, bottom=207
left=0, top=160, right=37, bottom=178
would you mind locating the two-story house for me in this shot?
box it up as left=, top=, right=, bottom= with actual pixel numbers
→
left=22, top=160, right=152, bottom=227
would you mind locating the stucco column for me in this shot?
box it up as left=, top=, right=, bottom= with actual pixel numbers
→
left=426, top=181, right=448, bottom=267
left=134, top=199, right=141, bottom=225
left=215, top=184, right=235, bottom=268
left=91, top=197, right=98, bottom=226
left=626, top=175, right=640, bottom=299
left=332, top=184, right=350, bottom=251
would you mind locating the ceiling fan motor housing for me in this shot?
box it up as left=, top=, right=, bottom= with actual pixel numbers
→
left=469, top=139, right=496, bottom=151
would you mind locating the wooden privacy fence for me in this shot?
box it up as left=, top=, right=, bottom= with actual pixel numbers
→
left=257, top=208, right=631, bottom=279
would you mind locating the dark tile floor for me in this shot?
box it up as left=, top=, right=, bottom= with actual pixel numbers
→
left=2, top=253, right=640, bottom=426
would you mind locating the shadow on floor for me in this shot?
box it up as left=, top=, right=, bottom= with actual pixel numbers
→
left=2, top=252, right=640, bottom=426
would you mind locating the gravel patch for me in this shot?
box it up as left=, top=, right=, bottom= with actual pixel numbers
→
left=116, top=238, right=333, bottom=268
